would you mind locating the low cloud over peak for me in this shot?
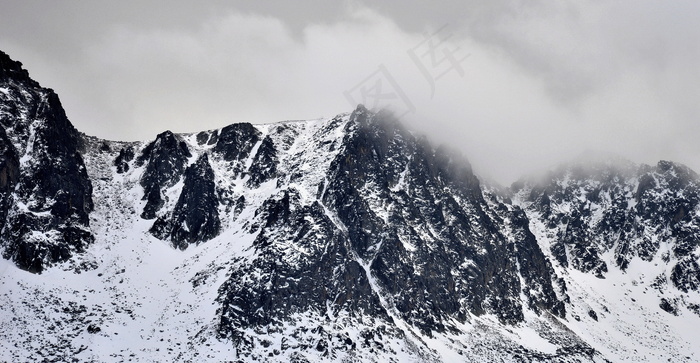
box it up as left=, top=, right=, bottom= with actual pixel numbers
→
left=1, top=1, right=697, bottom=184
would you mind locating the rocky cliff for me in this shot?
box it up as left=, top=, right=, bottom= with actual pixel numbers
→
left=0, top=50, right=698, bottom=362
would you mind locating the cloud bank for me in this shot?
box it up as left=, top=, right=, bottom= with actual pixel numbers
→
left=0, top=1, right=698, bottom=184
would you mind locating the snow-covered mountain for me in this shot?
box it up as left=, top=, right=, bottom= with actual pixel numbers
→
left=0, top=50, right=698, bottom=362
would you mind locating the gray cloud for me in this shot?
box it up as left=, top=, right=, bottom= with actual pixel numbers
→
left=0, top=1, right=698, bottom=184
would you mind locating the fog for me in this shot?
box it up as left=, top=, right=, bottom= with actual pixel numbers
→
left=1, top=1, right=698, bottom=184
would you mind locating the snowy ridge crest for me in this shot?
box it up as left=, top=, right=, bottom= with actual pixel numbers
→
left=1, top=50, right=699, bottom=362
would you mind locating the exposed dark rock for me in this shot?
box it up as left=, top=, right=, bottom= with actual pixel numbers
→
left=687, top=303, right=700, bottom=317
left=217, top=188, right=389, bottom=343
left=588, top=310, right=598, bottom=321
left=137, top=130, right=191, bottom=219
left=246, top=135, right=278, bottom=187
left=514, top=158, right=700, bottom=289
left=2, top=50, right=696, bottom=362
left=659, top=298, right=678, bottom=315
left=196, top=129, right=219, bottom=146
left=310, top=106, right=563, bottom=333
left=508, top=207, right=566, bottom=317
left=114, top=146, right=135, bottom=174
left=0, top=50, right=39, bottom=87
left=196, top=131, right=209, bottom=145
left=0, top=127, right=19, bottom=232
left=213, top=123, right=260, bottom=164
left=149, top=153, right=220, bottom=248
left=169, top=153, right=221, bottom=249
left=671, top=257, right=700, bottom=293
left=0, top=51, right=94, bottom=272
left=208, top=129, right=219, bottom=145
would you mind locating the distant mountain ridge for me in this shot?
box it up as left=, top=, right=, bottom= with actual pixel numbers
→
left=1, top=50, right=698, bottom=362
left=512, top=157, right=700, bottom=312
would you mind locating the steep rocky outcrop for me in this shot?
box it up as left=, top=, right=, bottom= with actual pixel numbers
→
left=483, top=186, right=568, bottom=317
left=212, top=123, right=261, bottom=169
left=217, top=189, right=391, bottom=349
left=246, top=135, right=277, bottom=187
left=0, top=127, right=19, bottom=236
left=514, top=157, right=700, bottom=316
left=136, top=130, right=191, bottom=219
left=0, top=50, right=93, bottom=273
left=216, top=106, right=572, bottom=361
left=2, top=50, right=698, bottom=362
left=113, top=146, right=134, bottom=174
left=321, top=107, right=528, bottom=330
left=150, top=153, right=221, bottom=249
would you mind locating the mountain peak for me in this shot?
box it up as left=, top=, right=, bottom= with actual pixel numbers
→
left=0, top=51, right=39, bottom=88
left=2, top=50, right=700, bottom=362
left=0, top=51, right=93, bottom=273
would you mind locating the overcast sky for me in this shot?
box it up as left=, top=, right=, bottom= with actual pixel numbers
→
left=1, top=1, right=698, bottom=184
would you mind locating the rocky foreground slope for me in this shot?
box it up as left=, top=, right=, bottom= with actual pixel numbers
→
left=0, top=50, right=699, bottom=362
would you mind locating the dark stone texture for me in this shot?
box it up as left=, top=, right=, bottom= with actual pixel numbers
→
left=195, top=129, right=220, bottom=146
left=670, top=257, right=700, bottom=293
left=0, top=50, right=94, bottom=273
left=0, top=50, right=40, bottom=88
left=311, top=105, right=563, bottom=334
left=246, top=135, right=278, bottom=187
left=114, top=146, right=134, bottom=174
left=205, top=104, right=569, bottom=351
left=136, top=130, right=191, bottom=219
left=213, top=123, right=260, bottom=164
left=507, top=207, right=567, bottom=317
left=0, top=127, right=19, bottom=232
left=217, top=188, right=389, bottom=343
left=3, top=49, right=694, bottom=360
left=196, top=131, right=209, bottom=145
left=514, top=158, right=700, bottom=296
left=659, top=298, right=678, bottom=315
left=208, top=129, right=219, bottom=145
left=588, top=310, right=598, bottom=321
left=151, top=153, right=221, bottom=249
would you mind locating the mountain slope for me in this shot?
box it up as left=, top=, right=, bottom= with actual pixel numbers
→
left=510, top=156, right=700, bottom=361
left=0, top=50, right=698, bottom=362
left=0, top=51, right=93, bottom=273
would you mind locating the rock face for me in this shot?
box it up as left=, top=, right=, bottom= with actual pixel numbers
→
left=246, top=135, right=277, bottom=187
left=151, top=153, right=221, bottom=249
left=319, top=108, right=562, bottom=330
left=213, top=123, right=261, bottom=166
left=2, top=50, right=700, bottom=362
left=217, top=189, right=391, bottom=346
left=513, top=156, right=700, bottom=314
left=0, top=50, right=93, bottom=273
left=0, top=128, right=19, bottom=231
left=113, top=146, right=134, bottom=174
left=213, top=106, right=575, bottom=361
left=136, top=131, right=191, bottom=219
